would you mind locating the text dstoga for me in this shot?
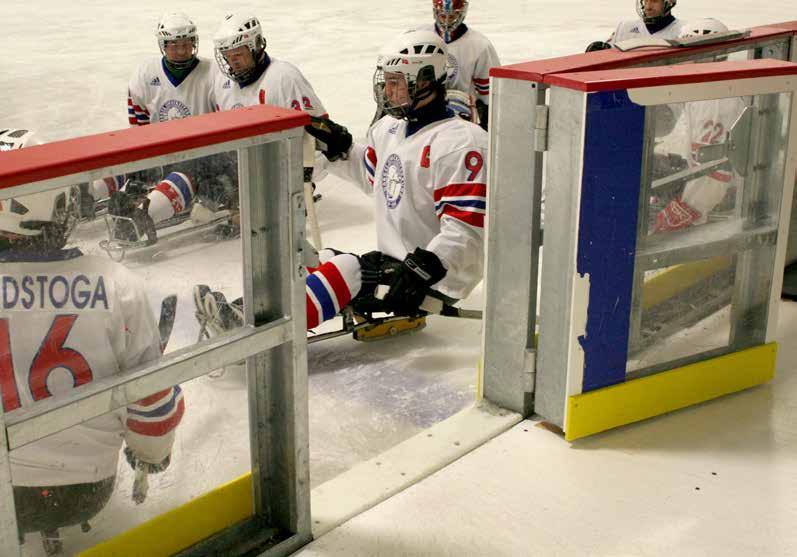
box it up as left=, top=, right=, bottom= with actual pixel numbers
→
left=1, top=274, right=109, bottom=311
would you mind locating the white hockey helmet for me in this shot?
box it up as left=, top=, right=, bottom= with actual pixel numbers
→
left=213, top=13, right=267, bottom=83
left=433, top=0, right=469, bottom=42
left=374, top=29, right=448, bottom=119
left=0, top=128, right=39, bottom=151
left=0, top=129, right=79, bottom=245
left=680, top=18, right=729, bottom=38
left=156, top=12, right=199, bottom=70
left=636, top=0, right=677, bottom=25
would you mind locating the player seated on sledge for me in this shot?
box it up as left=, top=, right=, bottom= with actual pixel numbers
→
left=101, top=11, right=328, bottom=248
left=195, top=30, right=487, bottom=338
left=0, top=130, right=184, bottom=556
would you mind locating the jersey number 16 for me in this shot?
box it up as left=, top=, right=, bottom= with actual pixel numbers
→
left=0, top=315, right=93, bottom=414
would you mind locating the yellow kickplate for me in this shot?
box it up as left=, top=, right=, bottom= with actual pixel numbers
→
left=79, top=473, right=253, bottom=557
left=565, top=343, right=777, bottom=442
left=641, top=255, right=732, bottom=311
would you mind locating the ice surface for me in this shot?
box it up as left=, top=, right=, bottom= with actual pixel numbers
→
left=1, top=0, right=785, bottom=554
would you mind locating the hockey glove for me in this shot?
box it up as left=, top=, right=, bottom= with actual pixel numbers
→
left=124, top=446, right=171, bottom=474
left=475, top=99, right=489, bottom=131
left=381, top=248, right=448, bottom=317
left=585, top=41, right=612, bottom=52
left=108, top=192, right=157, bottom=244
left=305, top=116, right=353, bottom=162
left=652, top=197, right=702, bottom=233
left=349, top=251, right=401, bottom=315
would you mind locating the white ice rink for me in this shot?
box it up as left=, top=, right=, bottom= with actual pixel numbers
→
left=2, top=1, right=794, bottom=556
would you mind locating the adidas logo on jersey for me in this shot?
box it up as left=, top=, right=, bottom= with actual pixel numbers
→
left=151, top=77, right=161, bottom=86
left=223, top=80, right=232, bottom=89
left=388, top=124, right=399, bottom=135
left=630, top=26, right=640, bottom=33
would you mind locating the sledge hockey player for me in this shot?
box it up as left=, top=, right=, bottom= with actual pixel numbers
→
left=210, top=12, right=327, bottom=117
left=651, top=19, right=746, bottom=233
left=100, top=12, right=227, bottom=245
left=104, top=12, right=330, bottom=251
left=587, top=0, right=684, bottom=51
left=307, top=29, right=488, bottom=318
left=426, top=0, right=499, bottom=129
left=127, top=12, right=214, bottom=127
left=0, top=132, right=184, bottom=555
left=372, top=1, right=498, bottom=129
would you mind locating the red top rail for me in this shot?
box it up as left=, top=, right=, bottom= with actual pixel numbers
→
left=545, top=59, right=797, bottom=92
left=491, top=22, right=797, bottom=84
left=0, top=105, right=310, bottom=189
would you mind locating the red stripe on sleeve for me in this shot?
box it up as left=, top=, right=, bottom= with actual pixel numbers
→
left=440, top=206, right=485, bottom=227
left=126, top=398, right=185, bottom=437
left=366, top=146, right=377, bottom=167
left=317, top=261, right=353, bottom=309
left=473, top=78, right=489, bottom=84
left=306, top=292, right=320, bottom=329
left=434, top=183, right=487, bottom=202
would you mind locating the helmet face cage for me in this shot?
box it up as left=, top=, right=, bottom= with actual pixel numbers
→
left=214, top=15, right=266, bottom=83
left=433, top=0, right=469, bottom=41
left=374, top=64, right=440, bottom=120
left=156, top=14, right=199, bottom=70
left=636, top=0, right=676, bottom=25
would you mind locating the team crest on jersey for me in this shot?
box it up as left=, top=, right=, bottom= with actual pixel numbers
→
left=446, top=53, right=459, bottom=87
left=231, top=103, right=245, bottom=110
left=151, top=77, right=161, bottom=86
left=380, top=154, right=405, bottom=209
left=158, top=100, right=192, bottom=122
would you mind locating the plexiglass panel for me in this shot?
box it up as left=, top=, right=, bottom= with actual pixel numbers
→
left=0, top=150, right=261, bottom=556
left=628, top=89, right=793, bottom=374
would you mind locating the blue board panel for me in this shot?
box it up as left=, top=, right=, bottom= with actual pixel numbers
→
left=577, top=90, right=645, bottom=392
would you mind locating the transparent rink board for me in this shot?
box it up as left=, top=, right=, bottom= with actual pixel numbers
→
left=628, top=89, right=792, bottom=377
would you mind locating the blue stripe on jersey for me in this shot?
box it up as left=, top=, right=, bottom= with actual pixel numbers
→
left=165, top=172, right=193, bottom=206
left=135, top=113, right=149, bottom=121
left=306, top=273, right=337, bottom=322
left=435, top=199, right=487, bottom=211
left=128, top=386, right=182, bottom=418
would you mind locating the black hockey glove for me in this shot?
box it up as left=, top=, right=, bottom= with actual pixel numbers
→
left=305, top=116, right=353, bottom=162
left=475, top=99, right=489, bottom=131
left=586, top=41, right=612, bottom=53
left=349, top=251, right=401, bottom=316
left=381, top=248, right=447, bottom=317
left=124, top=446, right=171, bottom=474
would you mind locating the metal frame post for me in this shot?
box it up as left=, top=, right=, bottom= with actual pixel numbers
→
left=240, top=135, right=312, bottom=550
left=0, top=409, right=21, bottom=557
left=481, top=78, right=544, bottom=416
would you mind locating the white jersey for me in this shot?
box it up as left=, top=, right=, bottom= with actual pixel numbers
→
left=210, top=56, right=327, bottom=117
left=1, top=250, right=184, bottom=486
left=331, top=115, right=488, bottom=299
left=610, top=17, right=684, bottom=43
left=680, top=98, right=746, bottom=219
left=420, top=24, right=500, bottom=105
left=128, top=57, right=214, bottom=126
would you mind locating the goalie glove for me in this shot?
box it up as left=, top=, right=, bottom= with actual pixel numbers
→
left=652, top=197, right=702, bottom=233
left=381, top=248, right=448, bottom=317
left=305, top=116, right=353, bottom=162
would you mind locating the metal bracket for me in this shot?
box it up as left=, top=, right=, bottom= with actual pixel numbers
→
left=533, top=105, right=549, bottom=152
